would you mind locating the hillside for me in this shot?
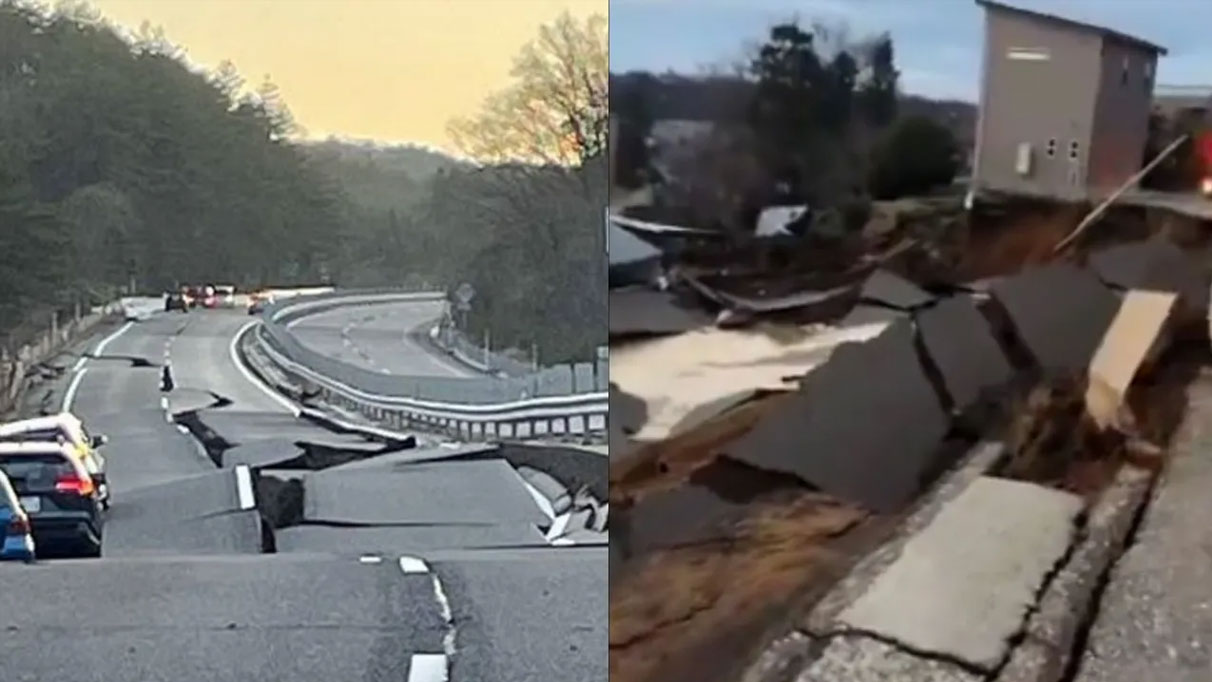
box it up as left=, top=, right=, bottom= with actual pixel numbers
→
left=299, top=138, right=467, bottom=212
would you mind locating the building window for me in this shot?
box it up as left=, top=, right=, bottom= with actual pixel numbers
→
left=1007, top=47, right=1050, bottom=61
left=1121, top=56, right=1129, bottom=86
left=1069, top=140, right=1080, bottom=160
left=1143, top=61, right=1153, bottom=91
left=1046, top=138, right=1057, bottom=158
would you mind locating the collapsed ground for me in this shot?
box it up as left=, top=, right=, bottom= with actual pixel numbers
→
left=608, top=197, right=1212, bottom=682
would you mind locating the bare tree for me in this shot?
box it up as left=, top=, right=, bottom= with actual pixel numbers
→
left=449, top=11, right=606, bottom=166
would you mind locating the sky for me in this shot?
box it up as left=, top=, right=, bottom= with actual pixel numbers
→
left=88, top=0, right=605, bottom=151
left=610, top=0, right=1212, bottom=102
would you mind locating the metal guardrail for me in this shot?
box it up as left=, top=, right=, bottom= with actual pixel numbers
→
left=251, top=290, right=608, bottom=440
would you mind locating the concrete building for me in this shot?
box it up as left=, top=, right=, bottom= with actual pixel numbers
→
left=971, top=0, right=1166, bottom=202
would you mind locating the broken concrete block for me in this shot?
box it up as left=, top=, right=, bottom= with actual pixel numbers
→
left=1085, top=290, right=1176, bottom=430
left=799, top=635, right=980, bottom=682
left=724, top=319, right=949, bottom=513
left=989, top=264, right=1120, bottom=374
left=838, top=476, right=1083, bottom=672
left=916, top=296, right=1014, bottom=412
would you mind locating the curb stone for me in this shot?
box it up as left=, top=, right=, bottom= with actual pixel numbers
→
left=995, top=465, right=1154, bottom=682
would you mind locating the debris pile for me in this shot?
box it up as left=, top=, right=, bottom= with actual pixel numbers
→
left=608, top=204, right=1212, bottom=682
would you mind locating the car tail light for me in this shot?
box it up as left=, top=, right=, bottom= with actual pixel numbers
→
left=1201, top=177, right=1212, bottom=196
left=6, top=515, right=30, bottom=534
left=55, top=474, right=95, bottom=496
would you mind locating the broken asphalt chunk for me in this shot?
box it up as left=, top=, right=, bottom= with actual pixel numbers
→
left=858, top=268, right=935, bottom=310
left=915, top=296, right=1014, bottom=412
left=723, top=319, right=949, bottom=513
left=609, top=383, right=647, bottom=436
left=1088, top=236, right=1209, bottom=322
left=988, top=263, right=1120, bottom=374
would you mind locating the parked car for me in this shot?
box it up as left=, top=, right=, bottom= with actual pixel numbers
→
left=0, top=442, right=104, bottom=558
left=214, top=285, right=236, bottom=308
left=0, top=470, right=35, bottom=562
left=0, top=413, right=110, bottom=510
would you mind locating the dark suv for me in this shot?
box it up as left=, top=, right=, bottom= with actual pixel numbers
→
left=0, top=443, right=104, bottom=558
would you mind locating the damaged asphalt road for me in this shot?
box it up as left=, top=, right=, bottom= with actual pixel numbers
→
left=0, top=307, right=606, bottom=682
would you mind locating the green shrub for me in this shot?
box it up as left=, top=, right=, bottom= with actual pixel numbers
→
left=867, top=116, right=960, bottom=200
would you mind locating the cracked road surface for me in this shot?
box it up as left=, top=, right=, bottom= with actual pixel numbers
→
left=0, top=308, right=606, bottom=681
left=289, top=299, right=474, bottom=377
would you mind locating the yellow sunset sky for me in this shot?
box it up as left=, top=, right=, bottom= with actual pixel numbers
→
left=87, top=0, right=605, bottom=152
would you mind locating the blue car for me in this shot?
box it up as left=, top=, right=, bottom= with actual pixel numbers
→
left=0, top=470, right=35, bottom=562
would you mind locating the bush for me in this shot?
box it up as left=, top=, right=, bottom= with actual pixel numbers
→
left=867, top=115, right=960, bottom=200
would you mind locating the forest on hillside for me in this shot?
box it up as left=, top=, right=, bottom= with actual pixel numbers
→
left=0, top=2, right=607, bottom=364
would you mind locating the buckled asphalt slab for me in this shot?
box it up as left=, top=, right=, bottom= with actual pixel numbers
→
left=914, top=295, right=1015, bottom=412
left=988, top=264, right=1121, bottom=374
left=723, top=319, right=950, bottom=513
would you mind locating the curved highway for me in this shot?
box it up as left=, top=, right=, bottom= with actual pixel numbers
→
left=289, top=299, right=475, bottom=377
left=0, top=304, right=606, bottom=682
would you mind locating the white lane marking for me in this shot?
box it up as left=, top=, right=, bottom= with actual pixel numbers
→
left=431, top=573, right=458, bottom=657
left=519, top=478, right=556, bottom=521
left=93, top=321, right=134, bottom=357
left=545, top=512, right=571, bottom=542
left=229, top=320, right=300, bottom=416
left=61, top=367, right=89, bottom=411
left=234, top=465, right=255, bottom=510
left=64, top=321, right=136, bottom=407
left=406, top=654, right=448, bottom=682
left=359, top=555, right=383, bottom=564
left=399, top=556, right=429, bottom=574
left=160, top=397, right=169, bottom=410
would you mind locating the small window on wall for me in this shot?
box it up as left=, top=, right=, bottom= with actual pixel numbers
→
left=1069, top=140, right=1080, bottom=160
left=1121, top=56, right=1129, bottom=86
left=1046, top=138, right=1057, bottom=157
left=1143, top=61, right=1153, bottom=91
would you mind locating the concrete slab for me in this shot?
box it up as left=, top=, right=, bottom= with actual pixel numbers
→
left=915, top=296, right=1013, bottom=411
left=839, top=476, right=1083, bottom=672
left=724, top=320, right=949, bottom=512
left=989, top=263, right=1120, bottom=374
left=859, top=269, right=935, bottom=310
left=800, top=636, right=979, bottom=682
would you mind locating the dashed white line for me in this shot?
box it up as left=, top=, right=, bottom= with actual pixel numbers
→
left=234, top=465, right=255, bottom=510
left=358, top=555, right=383, bottom=564
left=229, top=320, right=300, bottom=416
left=399, top=556, right=430, bottom=574
left=406, top=654, right=448, bottom=682
left=399, top=552, right=456, bottom=682
left=431, top=574, right=457, bottom=657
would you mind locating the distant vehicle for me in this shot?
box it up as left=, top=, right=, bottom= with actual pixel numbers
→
left=247, top=290, right=274, bottom=315
left=0, top=442, right=104, bottom=558
left=200, top=284, right=218, bottom=309
left=0, top=470, right=35, bottom=562
left=0, top=414, right=110, bottom=510
left=165, top=291, right=189, bottom=312
left=214, top=285, right=236, bottom=308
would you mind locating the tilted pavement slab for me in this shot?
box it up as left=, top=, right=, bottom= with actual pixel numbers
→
left=1073, top=370, right=1212, bottom=682
left=837, top=476, right=1083, bottom=672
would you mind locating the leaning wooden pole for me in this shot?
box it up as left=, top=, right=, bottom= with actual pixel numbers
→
left=1053, top=134, right=1190, bottom=254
